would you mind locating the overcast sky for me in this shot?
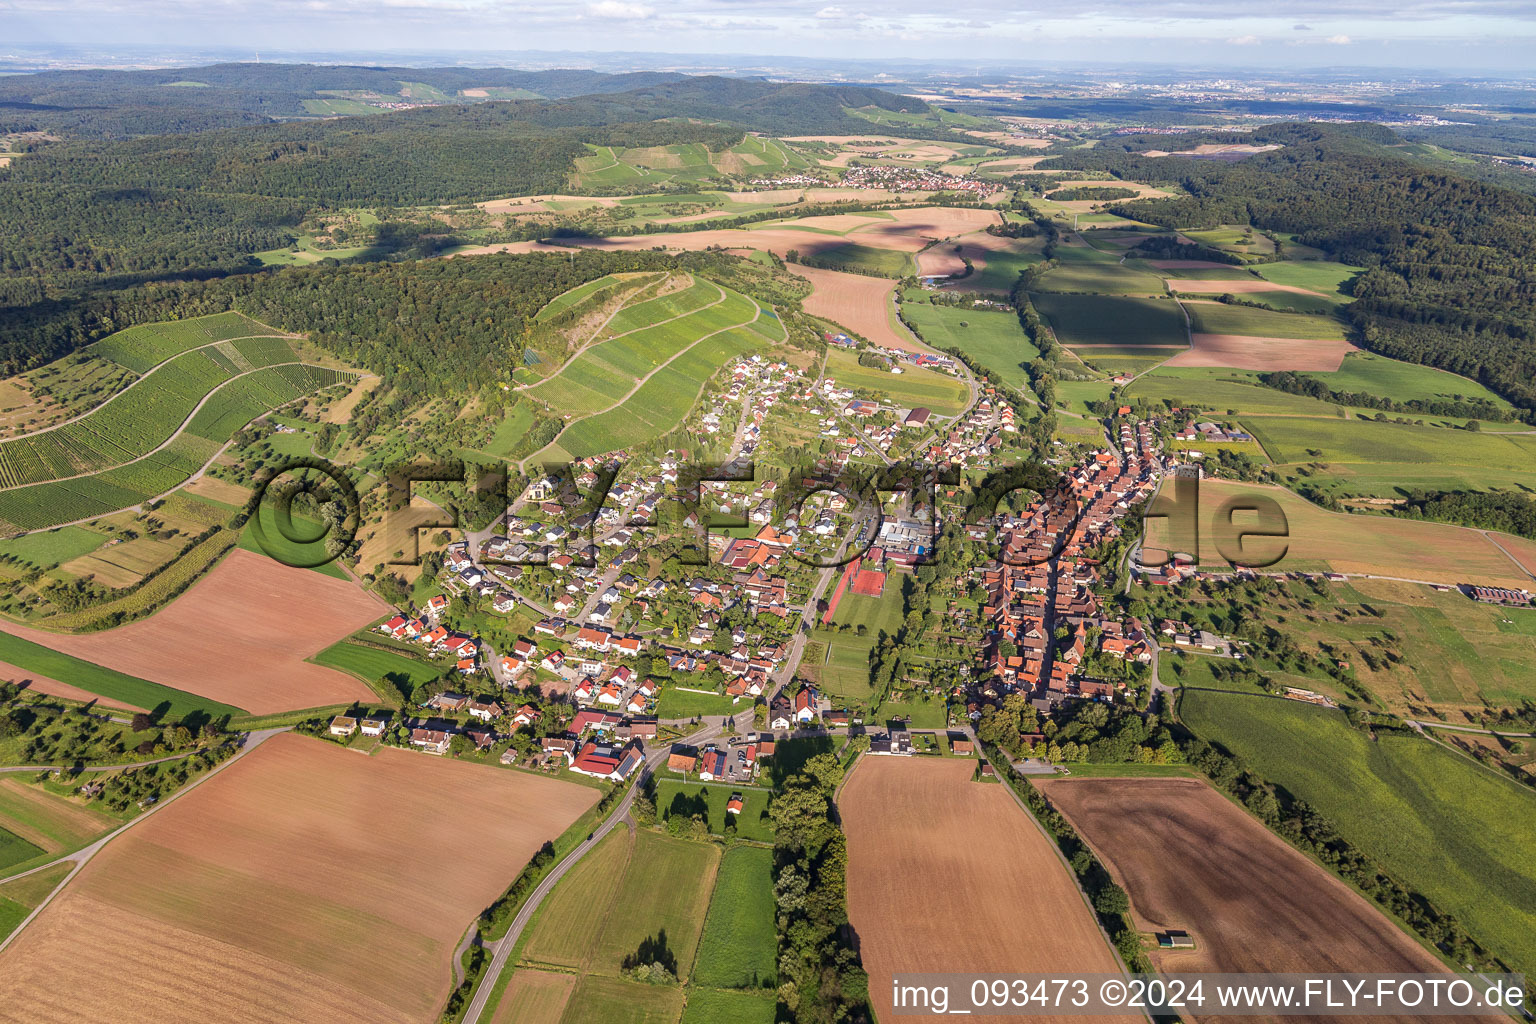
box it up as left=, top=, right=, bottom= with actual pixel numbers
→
left=3, top=0, right=1534, bottom=72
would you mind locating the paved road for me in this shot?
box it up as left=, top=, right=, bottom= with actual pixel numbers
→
left=0, top=727, right=291, bottom=955
left=461, top=720, right=722, bottom=1024
left=1407, top=721, right=1536, bottom=738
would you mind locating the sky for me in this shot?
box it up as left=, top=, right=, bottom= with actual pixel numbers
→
left=2, top=0, right=1535, bottom=72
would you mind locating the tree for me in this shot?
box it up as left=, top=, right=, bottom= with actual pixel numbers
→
left=1093, top=884, right=1130, bottom=916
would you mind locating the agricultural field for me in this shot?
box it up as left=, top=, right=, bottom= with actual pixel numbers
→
left=691, top=845, right=778, bottom=991
left=1033, top=259, right=1168, bottom=296
left=1245, top=415, right=1536, bottom=496
left=1178, top=689, right=1536, bottom=982
left=1304, top=350, right=1514, bottom=408
left=808, top=242, right=914, bottom=278
left=0, top=863, right=72, bottom=943
left=0, top=776, right=123, bottom=872
left=1183, top=300, right=1346, bottom=340
left=900, top=298, right=1040, bottom=390
left=840, top=757, right=1137, bottom=1024
left=519, top=827, right=720, bottom=980
left=1126, top=366, right=1353, bottom=417
left=0, top=548, right=385, bottom=715
left=1141, top=477, right=1536, bottom=588
left=1037, top=778, right=1476, bottom=981
left=309, top=639, right=442, bottom=705
left=1030, top=293, right=1187, bottom=354
left=0, top=629, right=232, bottom=718
left=653, top=686, right=744, bottom=720
left=793, top=265, right=922, bottom=352
left=679, top=988, right=775, bottom=1024
left=823, top=348, right=969, bottom=416
left=947, top=233, right=1046, bottom=294
left=1253, top=260, right=1363, bottom=299
left=0, top=733, right=602, bottom=1023
left=653, top=780, right=773, bottom=842
left=88, top=312, right=280, bottom=373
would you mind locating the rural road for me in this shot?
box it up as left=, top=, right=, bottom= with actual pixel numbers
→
left=0, top=726, right=291, bottom=956
left=0, top=748, right=208, bottom=774
left=461, top=720, right=722, bottom=1024
left=1407, top=721, right=1536, bottom=738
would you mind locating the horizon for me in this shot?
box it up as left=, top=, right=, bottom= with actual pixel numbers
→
left=2, top=0, right=1535, bottom=75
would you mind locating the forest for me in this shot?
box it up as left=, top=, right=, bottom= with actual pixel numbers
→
left=1042, top=125, right=1536, bottom=412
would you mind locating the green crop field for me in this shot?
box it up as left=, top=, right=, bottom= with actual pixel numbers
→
left=1184, top=301, right=1346, bottom=340
left=535, top=275, right=621, bottom=322
left=812, top=243, right=913, bottom=278
left=1126, top=260, right=1256, bottom=281
left=1246, top=414, right=1536, bottom=473
left=1179, top=689, right=1536, bottom=980
left=823, top=349, right=969, bottom=415
left=1034, top=260, right=1167, bottom=296
left=680, top=988, right=776, bottom=1024
left=1230, top=290, right=1340, bottom=315
left=0, top=629, right=242, bottom=718
left=1031, top=293, right=1187, bottom=351
left=1126, top=368, right=1351, bottom=418
left=309, top=640, right=439, bottom=703
left=1304, top=351, right=1512, bottom=409
left=900, top=300, right=1039, bottom=390
left=0, top=825, right=43, bottom=873
left=590, top=830, right=720, bottom=979
left=691, top=845, right=778, bottom=990
left=1254, top=260, right=1363, bottom=299
left=521, top=827, right=632, bottom=970
left=654, top=781, right=773, bottom=842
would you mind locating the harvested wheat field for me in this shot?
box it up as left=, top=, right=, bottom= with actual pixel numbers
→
left=1036, top=778, right=1496, bottom=1024
left=0, top=549, right=384, bottom=714
left=841, top=757, right=1137, bottom=1024
left=1164, top=333, right=1355, bottom=372
left=0, top=660, right=145, bottom=712
left=491, top=970, right=577, bottom=1024
left=790, top=265, right=921, bottom=352
left=916, top=246, right=967, bottom=278
left=1147, top=259, right=1241, bottom=270
left=0, top=733, right=601, bottom=1024
left=1168, top=279, right=1328, bottom=297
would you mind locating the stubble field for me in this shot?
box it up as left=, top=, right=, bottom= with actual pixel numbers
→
left=0, top=733, right=601, bottom=1024
left=839, top=757, right=1137, bottom=1024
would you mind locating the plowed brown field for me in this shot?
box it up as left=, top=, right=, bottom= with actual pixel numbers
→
left=0, top=660, right=145, bottom=712
left=0, top=733, right=601, bottom=1024
left=1168, top=280, right=1328, bottom=297
left=789, top=265, right=922, bottom=352
left=840, top=757, right=1137, bottom=1024
left=1164, top=333, right=1354, bottom=371
left=0, top=549, right=384, bottom=714
left=1036, top=777, right=1498, bottom=1024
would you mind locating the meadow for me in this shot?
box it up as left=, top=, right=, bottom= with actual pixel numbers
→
left=823, top=349, right=969, bottom=416
left=309, top=639, right=441, bottom=704
left=653, top=780, right=773, bottom=842
left=1126, top=367, right=1351, bottom=418
left=691, top=845, right=778, bottom=991
left=1034, top=260, right=1168, bottom=296
left=1184, top=301, right=1346, bottom=340
left=680, top=988, right=775, bottom=1024
left=1179, top=689, right=1536, bottom=980
left=653, top=685, right=743, bottom=720
left=811, top=242, right=913, bottom=278
left=901, top=299, right=1040, bottom=391
left=1253, top=260, right=1363, bottom=299
left=1304, top=351, right=1512, bottom=408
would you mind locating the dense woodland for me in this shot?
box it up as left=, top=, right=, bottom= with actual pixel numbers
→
left=1044, top=124, right=1536, bottom=412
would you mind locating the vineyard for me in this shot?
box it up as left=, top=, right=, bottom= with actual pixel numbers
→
left=0, top=336, right=353, bottom=533
left=88, top=312, right=280, bottom=373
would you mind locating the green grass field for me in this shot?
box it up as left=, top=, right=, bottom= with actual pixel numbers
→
left=1254, top=260, right=1363, bottom=299
left=1126, top=367, right=1350, bottom=418
left=900, top=299, right=1040, bottom=391
left=1184, top=301, right=1346, bottom=340
left=655, top=686, right=744, bottom=720
left=814, top=586, right=907, bottom=706
left=309, top=640, right=439, bottom=704
left=812, top=243, right=913, bottom=278
left=1305, top=351, right=1512, bottom=409
left=691, top=845, right=778, bottom=990
left=0, top=526, right=106, bottom=570
left=561, top=975, right=685, bottom=1024
left=0, top=629, right=241, bottom=719
left=535, top=275, right=621, bottom=322
left=0, top=825, right=43, bottom=872
left=1179, top=689, right=1536, bottom=979
left=236, top=515, right=350, bottom=580
left=654, top=780, right=773, bottom=842
left=680, top=988, right=776, bottom=1024
left=590, top=830, right=720, bottom=980
left=960, top=241, right=1045, bottom=294
left=521, top=827, right=631, bottom=971
left=824, top=349, right=969, bottom=416
left=1031, top=293, right=1187, bottom=351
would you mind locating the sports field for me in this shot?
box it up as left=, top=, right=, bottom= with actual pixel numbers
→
left=1179, top=689, right=1536, bottom=982
left=840, top=757, right=1137, bottom=1024
left=1141, top=477, right=1536, bottom=588
left=0, top=733, right=601, bottom=1024
left=901, top=299, right=1040, bottom=390
left=1038, top=778, right=1487, bottom=986
left=824, top=349, right=969, bottom=416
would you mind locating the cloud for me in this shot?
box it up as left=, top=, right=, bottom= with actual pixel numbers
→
left=815, top=5, right=842, bottom=16
left=1293, top=22, right=1312, bottom=30
left=1226, top=34, right=1260, bottom=44
left=586, top=0, right=653, bottom=18
left=1325, top=33, right=1352, bottom=43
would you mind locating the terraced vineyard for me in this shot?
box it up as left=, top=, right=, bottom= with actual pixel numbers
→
left=0, top=314, right=353, bottom=533
left=523, top=274, right=781, bottom=459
